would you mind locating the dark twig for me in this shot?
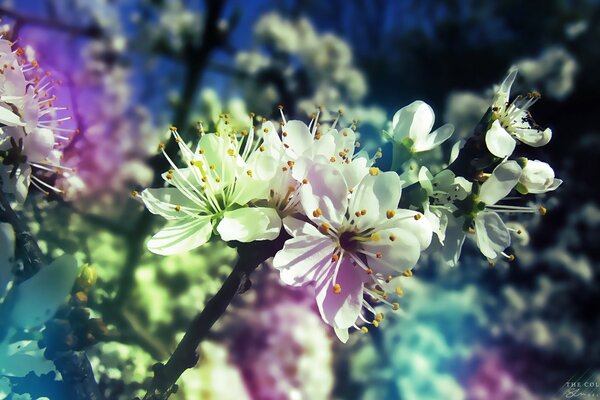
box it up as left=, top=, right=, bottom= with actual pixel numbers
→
left=142, top=236, right=287, bottom=400
left=0, top=183, right=44, bottom=280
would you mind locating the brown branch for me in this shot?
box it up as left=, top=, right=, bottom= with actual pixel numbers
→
left=142, top=236, right=287, bottom=400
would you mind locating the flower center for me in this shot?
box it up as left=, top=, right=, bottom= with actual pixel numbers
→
left=338, top=230, right=359, bottom=252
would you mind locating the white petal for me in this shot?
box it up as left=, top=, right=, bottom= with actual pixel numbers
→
left=379, top=209, right=433, bottom=249
left=485, top=120, right=516, bottom=158
left=217, top=207, right=281, bottom=242
left=414, top=123, right=454, bottom=152
left=514, top=127, right=552, bottom=147
left=349, top=171, right=402, bottom=230
left=475, top=212, right=511, bottom=259
left=392, top=100, right=434, bottom=143
left=147, top=216, right=213, bottom=255
left=10, top=255, right=79, bottom=329
left=282, top=216, right=322, bottom=238
left=0, top=105, right=24, bottom=127
left=494, top=68, right=518, bottom=110
left=273, top=235, right=336, bottom=286
left=334, top=327, right=350, bottom=343
left=362, top=229, right=421, bottom=275
left=441, top=217, right=466, bottom=267
left=282, top=120, right=312, bottom=157
left=479, top=161, right=522, bottom=205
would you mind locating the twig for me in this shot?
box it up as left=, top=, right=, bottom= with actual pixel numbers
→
left=0, top=183, right=44, bottom=280
left=142, top=236, right=287, bottom=400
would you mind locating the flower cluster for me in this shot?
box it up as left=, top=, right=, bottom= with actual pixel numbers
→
left=0, top=37, right=71, bottom=202
left=141, top=70, right=562, bottom=341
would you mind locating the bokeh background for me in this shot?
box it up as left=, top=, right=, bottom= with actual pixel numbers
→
left=2, top=0, right=600, bottom=399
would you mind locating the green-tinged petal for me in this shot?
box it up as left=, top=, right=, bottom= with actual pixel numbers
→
left=217, top=207, right=281, bottom=242
left=147, top=216, right=213, bottom=255
left=141, top=187, right=206, bottom=220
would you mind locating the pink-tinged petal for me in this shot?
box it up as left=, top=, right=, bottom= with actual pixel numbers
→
left=361, top=229, right=421, bottom=275
left=315, top=256, right=366, bottom=329
left=349, top=171, right=402, bottom=230
left=282, top=120, right=312, bottom=157
left=273, top=235, right=336, bottom=286
left=300, top=163, right=348, bottom=227
left=147, top=216, right=213, bottom=256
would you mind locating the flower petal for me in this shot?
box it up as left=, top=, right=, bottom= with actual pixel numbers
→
left=392, top=100, right=434, bottom=143
left=485, top=120, right=516, bottom=158
left=478, top=161, right=522, bottom=205
left=475, top=212, right=511, bottom=259
left=141, top=188, right=204, bottom=220
left=273, top=234, right=336, bottom=286
left=282, top=120, right=312, bottom=158
left=0, top=104, right=24, bottom=127
left=362, top=229, right=421, bottom=275
left=300, top=163, right=348, bottom=228
left=441, top=217, right=466, bottom=267
left=414, top=123, right=454, bottom=152
left=147, top=216, right=213, bottom=255
left=349, top=171, right=402, bottom=230
left=217, top=207, right=281, bottom=242
left=514, top=127, right=552, bottom=147
left=315, top=256, right=365, bottom=329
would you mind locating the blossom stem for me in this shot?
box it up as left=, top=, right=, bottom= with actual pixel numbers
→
left=143, top=235, right=288, bottom=399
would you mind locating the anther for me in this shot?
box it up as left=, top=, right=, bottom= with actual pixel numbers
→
left=403, top=270, right=413, bottom=277
left=369, top=167, right=380, bottom=176
left=361, top=326, right=369, bottom=333
left=302, top=178, right=309, bottom=184
left=370, top=233, right=380, bottom=242
left=319, top=223, right=331, bottom=234
left=392, top=303, right=400, bottom=311
left=386, top=210, right=396, bottom=219
left=313, top=208, right=323, bottom=217
left=389, top=234, right=396, bottom=241
left=539, top=206, right=547, bottom=216
left=333, top=283, right=342, bottom=294
left=331, top=254, right=339, bottom=262
left=414, top=213, right=422, bottom=221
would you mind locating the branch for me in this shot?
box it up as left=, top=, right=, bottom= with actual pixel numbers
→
left=0, top=184, right=44, bottom=281
left=142, top=236, right=287, bottom=400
